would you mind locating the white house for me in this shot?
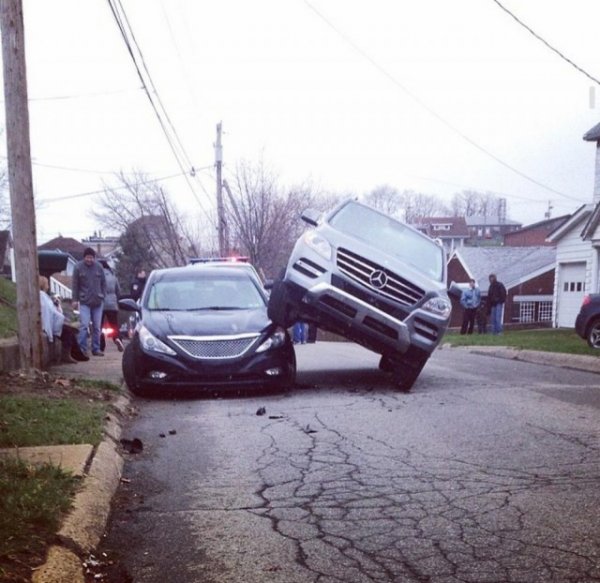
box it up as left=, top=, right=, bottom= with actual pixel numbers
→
left=547, top=122, right=600, bottom=327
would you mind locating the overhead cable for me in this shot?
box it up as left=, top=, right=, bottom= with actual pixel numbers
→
left=303, top=0, right=585, bottom=204
left=491, top=0, right=600, bottom=87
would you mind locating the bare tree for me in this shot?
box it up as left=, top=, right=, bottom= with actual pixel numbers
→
left=93, top=171, right=202, bottom=281
left=223, top=160, right=318, bottom=278
left=450, top=190, right=505, bottom=217
left=363, top=184, right=403, bottom=218
left=400, top=190, right=449, bottom=223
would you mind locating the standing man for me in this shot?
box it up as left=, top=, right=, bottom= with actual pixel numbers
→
left=460, top=278, right=481, bottom=335
left=487, top=273, right=507, bottom=335
left=130, top=268, right=147, bottom=302
left=72, top=247, right=106, bottom=356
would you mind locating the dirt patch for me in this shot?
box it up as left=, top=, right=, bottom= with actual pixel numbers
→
left=0, top=369, right=118, bottom=402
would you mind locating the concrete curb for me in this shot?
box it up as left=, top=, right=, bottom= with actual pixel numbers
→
left=32, top=391, right=132, bottom=583
left=448, top=345, right=600, bottom=375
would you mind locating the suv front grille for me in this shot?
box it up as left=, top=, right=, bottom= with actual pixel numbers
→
left=169, top=334, right=259, bottom=359
left=336, top=248, right=425, bottom=306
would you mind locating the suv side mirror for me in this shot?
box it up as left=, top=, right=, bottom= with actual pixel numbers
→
left=447, top=282, right=463, bottom=301
left=301, top=208, right=321, bottom=226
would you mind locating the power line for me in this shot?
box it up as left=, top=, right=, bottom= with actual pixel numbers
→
left=490, top=0, right=600, bottom=87
left=303, top=0, right=584, bottom=204
left=37, top=171, right=186, bottom=203
left=106, top=0, right=213, bottom=218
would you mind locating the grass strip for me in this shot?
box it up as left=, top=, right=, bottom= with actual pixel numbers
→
left=445, top=328, right=598, bottom=356
left=0, top=396, right=106, bottom=448
left=0, top=458, right=79, bottom=582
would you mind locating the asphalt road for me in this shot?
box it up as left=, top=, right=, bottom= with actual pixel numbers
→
left=97, top=342, right=600, bottom=583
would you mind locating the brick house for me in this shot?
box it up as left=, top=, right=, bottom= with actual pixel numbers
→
left=546, top=122, right=600, bottom=327
left=447, top=246, right=556, bottom=329
left=503, top=215, right=569, bottom=247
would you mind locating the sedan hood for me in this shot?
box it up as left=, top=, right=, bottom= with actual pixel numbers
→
left=142, top=308, right=272, bottom=339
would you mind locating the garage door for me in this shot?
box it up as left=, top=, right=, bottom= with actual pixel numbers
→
left=557, top=262, right=586, bottom=327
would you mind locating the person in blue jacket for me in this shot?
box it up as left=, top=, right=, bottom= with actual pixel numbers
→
left=460, top=278, right=481, bottom=335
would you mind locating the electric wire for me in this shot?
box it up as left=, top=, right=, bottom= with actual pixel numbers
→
left=491, top=0, right=600, bottom=87
left=303, top=0, right=585, bottom=204
left=37, top=172, right=185, bottom=203
left=106, top=0, right=213, bottom=218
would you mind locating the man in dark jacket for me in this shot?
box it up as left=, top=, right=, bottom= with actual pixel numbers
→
left=72, top=247, right=106, bottom=356
left=130, top=268, right=147, bottom=302
left=487, top=273, right=507, bottom=335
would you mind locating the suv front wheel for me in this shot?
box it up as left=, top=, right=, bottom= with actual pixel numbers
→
left=382, top=346, right=429, bottom=392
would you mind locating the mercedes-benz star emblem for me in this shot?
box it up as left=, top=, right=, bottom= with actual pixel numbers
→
left=369, top=270, right=387, bottom=289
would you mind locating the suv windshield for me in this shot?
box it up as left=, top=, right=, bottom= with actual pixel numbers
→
left=329, top=201, right=444, bottom=281
left=146, top=273, right=266, bottom=311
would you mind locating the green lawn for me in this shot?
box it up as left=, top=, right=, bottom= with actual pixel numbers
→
left=444, top=328, right=598, bottom=356
left=0, top=278, right=17, bottom=339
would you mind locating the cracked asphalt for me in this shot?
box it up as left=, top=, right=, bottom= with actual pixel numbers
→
left=96, top=342, right=600, bottom=583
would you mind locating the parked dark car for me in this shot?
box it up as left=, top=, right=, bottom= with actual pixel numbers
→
left=119, top=264, right=296, bottom=395
left=268, top=199, right=456, bottom=391
left=575, top=293, right=600, bottom=349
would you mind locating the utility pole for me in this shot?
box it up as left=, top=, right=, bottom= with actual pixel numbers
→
left=1, top=0, right=43, bottom=370
left=214, top=121, right=227, bottom=255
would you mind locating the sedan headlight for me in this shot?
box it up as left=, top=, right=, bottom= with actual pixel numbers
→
left=256, top=327, right=287, bottom=353
left=303, top=231, right=332, bottom=261
left=139, top=325, right=177, bottom=356
left=421, top=297, right=452, bottom=319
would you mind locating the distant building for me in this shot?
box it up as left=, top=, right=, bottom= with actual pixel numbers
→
left=414, top=217, right=469, bottom=254
left=465, top=214, right=522, bottom=244
left=504, top=215, right=569, bottom=247
left=81, top=231, right=120, bottom=260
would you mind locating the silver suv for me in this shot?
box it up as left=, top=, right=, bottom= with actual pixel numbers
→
left=268, top=200, right=453, bottom=390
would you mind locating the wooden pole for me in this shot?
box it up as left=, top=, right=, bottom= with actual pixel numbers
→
left=0, top=0, right=43, bottom=370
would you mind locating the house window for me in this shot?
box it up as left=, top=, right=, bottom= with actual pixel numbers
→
left=563, top=281, right=585, bottom=293
left=538, top=301, right=552, bottom=321
left=433, top=224, right=451, bottom=231
left=514, top=296, right=553, bottom=323
left=519, top=301, right=535, bottom=323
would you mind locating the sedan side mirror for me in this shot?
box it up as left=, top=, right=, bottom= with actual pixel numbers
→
left=119, top=298, right=141, bottom=312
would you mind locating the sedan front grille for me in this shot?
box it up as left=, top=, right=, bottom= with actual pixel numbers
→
left=337, top=248, right=425, bottom=307
left=168, top=333, right=260, bottom=360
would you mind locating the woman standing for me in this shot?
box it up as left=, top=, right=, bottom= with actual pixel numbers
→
left=102, top=261, right=124, bottom=352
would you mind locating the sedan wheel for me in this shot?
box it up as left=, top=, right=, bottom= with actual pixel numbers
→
left=587, top=318, right=600, bottom=349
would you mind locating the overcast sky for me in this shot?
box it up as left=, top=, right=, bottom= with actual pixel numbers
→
left=2, top=0, right=600, bottom=243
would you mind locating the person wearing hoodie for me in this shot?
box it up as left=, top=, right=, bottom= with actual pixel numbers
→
left=101, top=261, right=124, bottom=352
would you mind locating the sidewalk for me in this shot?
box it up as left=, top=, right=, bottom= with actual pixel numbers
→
left=3, top=343, right=130, bottom=583
left=449, top=345, right=600, bottom=375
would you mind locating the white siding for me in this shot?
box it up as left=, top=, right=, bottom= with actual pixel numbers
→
left=553, top=226, right=593, bottom=326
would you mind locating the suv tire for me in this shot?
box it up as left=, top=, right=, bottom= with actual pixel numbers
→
left=390, top=346, right=429, bottom=392
left=267, top=277, right=297, bottom=329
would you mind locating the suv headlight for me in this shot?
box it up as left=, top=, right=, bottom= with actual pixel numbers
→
left=139, top=325, right=177, bottom=355
left=421, top=297, right=452, bottom=319
left=303, top=231, right=332, bottom=261
left=256, top=327, right=287, bottom=353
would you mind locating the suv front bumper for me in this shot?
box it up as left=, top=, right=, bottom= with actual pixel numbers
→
left=285, top=275, right=448, bottom=356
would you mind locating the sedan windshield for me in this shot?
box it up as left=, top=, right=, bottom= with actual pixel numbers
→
left=329, top=201, right=444, bottom=281
left=146, top=273, right=266, bottom=311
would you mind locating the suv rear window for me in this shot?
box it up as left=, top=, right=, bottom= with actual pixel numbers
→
left=329, top=201, right=444, bottom=281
